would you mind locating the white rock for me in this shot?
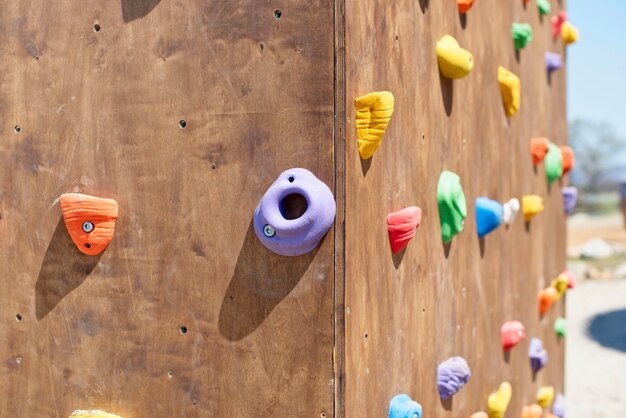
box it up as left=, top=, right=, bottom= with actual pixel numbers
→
left=580, top=238, right=615, bottom=259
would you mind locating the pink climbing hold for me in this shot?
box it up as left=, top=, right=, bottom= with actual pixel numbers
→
left=501, top=321, right=526, bottom=351
left=563, top=269, right=576, bottom=289
left=388, top=207, right=422, bottom=253
left=552, top=12, right=567, bottom=40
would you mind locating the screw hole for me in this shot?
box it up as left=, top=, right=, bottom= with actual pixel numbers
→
left=288, top=175, right=295, bottom=183
left=364, top=332, right=368, bottom=340
left=422, top=308, right=426, bottom=313
left=259, top=43, right=264, bottom=51
left=180, top=326, right=187, bottom=334
left=85, top=243, right=91, bottom=249
left=16, top=356, right=22, bottom=364
left=321, top=413, right=327, bottom=418
left=93, top=24, right=101, bottom=32
left=274, top=9, right=282, bottom=19
left=168, top=370, right=174, bottom=378
left=15, top=314, right=22, bottom=322
left=14, top=125, right=20, bottom=133
left=179, top=120, right=187, bottom=129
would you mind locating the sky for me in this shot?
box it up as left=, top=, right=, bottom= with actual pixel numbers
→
left=568, top=1, right=626, bottom=138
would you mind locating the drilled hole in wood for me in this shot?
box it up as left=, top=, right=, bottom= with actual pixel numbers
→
left=422, top=308, right=426, bottom=313
left=279, top=193, right=307, bottom=220
left=180, top=326, right=188, bottom=334
left=364, top=332, right=368, bottom=340
left=168, top=370, right=174, bottom=378
left=179, top=120, right=187, bottom=129
left=321, top=412, right=327, bottom=418
left=14, top=125, right=20, bottom=134
left=93, top=24, right=101, bottom=32
left=15, top=314, right=22, bottom=322
left=274, top=9, right=282, bottom=19
left=16, top=356, right=22, bottom=364
left=259, top=43, right=264, bottom=51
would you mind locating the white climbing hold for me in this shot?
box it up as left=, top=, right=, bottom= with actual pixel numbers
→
left=502, top=198, right=520, bottom=225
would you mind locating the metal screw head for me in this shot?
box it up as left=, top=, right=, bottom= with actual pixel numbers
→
left=82, top=221, right=94, bottom=233
left=263, top=224, right=276, bottom=237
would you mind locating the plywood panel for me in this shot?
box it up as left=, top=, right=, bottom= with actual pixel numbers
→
left=343, top=0, right=567, bottom=416
left=0, top=0, right=335, bottom=416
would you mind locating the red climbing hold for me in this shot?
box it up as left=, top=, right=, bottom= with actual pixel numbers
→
left=530, top=137, right=550, bottom=165
left=387, top=206, right=422, bottom=254
left=501, top=321, right=526, bottom=351
left=552, top=12, right=567, bottom=40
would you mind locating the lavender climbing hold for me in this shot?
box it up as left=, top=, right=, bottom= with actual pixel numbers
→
left=437, top=356, right=471, bottom=400
left=389, top=394, right=422, bottom=418
left=545, top=52, right=563, bottom=73
left=475, top=197, right=503, bottom=237
left=253, top=168, right=336, bottom=256
left=562, top=187, right=577, bottom=214
left=528, top=338, right=548, bottom=372
left=552, top=394, right=566, bottom=418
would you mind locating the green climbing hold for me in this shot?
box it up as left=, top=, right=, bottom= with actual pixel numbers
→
left=512, top=23, right=533, bottom=50
left=437, top=171, right=467, bottom=244
left=554, top=317, right=566, bottom=337
left=537, top=0, right=551, bottom=15
left=545, top=142, right=563, bottom=184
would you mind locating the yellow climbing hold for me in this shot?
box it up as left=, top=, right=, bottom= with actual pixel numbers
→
left=522, top=195, right=544, bottom=222
left=537, top=386, right=555, bottom=409
left=561, top=22, right=578, bottom=45
left=487, top=382, right=512, bottom=418
left=551, top=274, right=569, bottom=299
left=355, top=91, right=395, bottom=159
left=436, top=35, right=474, bottom=79
left=498, top=66, right=521, bottom=117
left=69, top=411, right=122, bottom=418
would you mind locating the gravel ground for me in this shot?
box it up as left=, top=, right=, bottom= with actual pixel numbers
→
left=566, top=278, right=626, bottom=417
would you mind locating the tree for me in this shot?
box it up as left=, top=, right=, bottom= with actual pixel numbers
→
left=568, top=119, right=626, bottom=192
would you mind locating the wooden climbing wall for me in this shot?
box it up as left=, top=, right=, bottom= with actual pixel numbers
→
left=0, top=0, right=335, bottom=416
left=342, top=0, right=567, bottom=417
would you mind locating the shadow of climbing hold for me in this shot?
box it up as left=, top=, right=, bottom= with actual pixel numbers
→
left=537, top=0, right=551, bottom=15
left=475, top=198, right=503, bottom=237
left=537, top=386, right=555, bottom=409
left=545, top=142, right=563, bottom=184
left=552, top=12, right=567, bottom=40
left=521, top=404, right=543, bottom=418
left=560, top=145, right=575, bottom=175
left=512, top=23, right=533, bottom=50
left=562, top=187, right=578, bottom=214
left=487, top=382, right=512, bottom=418
left=522, top=195, right=544, bottom=221
left=355, top=91, right=395, bottom=159
left=538, top=287, right=557, bottom=316
left=458, top=0, right=475, bottom=13
left=121, top=0, right=161, bottom=22
left=551, top=273, right=569, bottom=299
left=502, top=198, right=520, bottom=225
left=389, top=394, right=422, bottom=418
left=388, top=207, right=422, bottom=254
left=69, top=411, right=122, bottom=418
left=545, top=52, right=563, bottom=73
left=501, top=321, right=526, bottom=350
left=498, top=66, right=521, bottom=117
left=437, top=171, right=467, bottom=244
left=562, top=21, right=579, bottom=45
left=437, top=356, right=471, bottom=400
left=253, top=168, right=335, bottom=257
left=60, top=193, right=118, bottom=256
left=552, top=394, right=566, bottom=418
left=436, top=35, right=474, bottom=79
left=530, top=137, right=550, bottom=165
left=528, top=337, right=549, bottom=372
left=587, top=308, right=626, bottom=352
left=554, top=317, right=567, bottom=337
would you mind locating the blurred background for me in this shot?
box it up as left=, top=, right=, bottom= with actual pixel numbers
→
left=566, top=1, right=626, bottom=416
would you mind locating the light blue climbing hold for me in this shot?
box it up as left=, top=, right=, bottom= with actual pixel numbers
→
left=475, top=197, right=503, bottom=237
left=389, top=394, right=423, bottom=418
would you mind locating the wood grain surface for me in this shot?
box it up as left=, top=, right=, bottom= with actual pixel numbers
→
left=0, top=0, right=335, bottom=416
left=343, top=0, right=567, bottom=416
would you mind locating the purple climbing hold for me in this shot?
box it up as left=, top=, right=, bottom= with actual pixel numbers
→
left=528, top=337, right=548, bottom=372
left=562, top=187, right=578, bottom=214
left=437, top=356, right=471, bottom=400
left=552, top=393, right=566, bottom=418
left=253, top=168, right=336, bottom=256
left=545, top=52, right=563, bottom=73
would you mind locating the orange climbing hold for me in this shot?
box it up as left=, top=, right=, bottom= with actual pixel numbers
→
left=530, top=137, right=550, bottom=165
left=521, top=404, right=543, bottom=418
left=60, top=193, right=119, bottom=256
left=458, top=0, right=476, bottom=14
left=538, top=287, right=558, bottom=316
left=469, top=413, right=488, bottom=418
left=387, top=206, right=422, bottom=254
left=560, top=145, right=575, bottom=175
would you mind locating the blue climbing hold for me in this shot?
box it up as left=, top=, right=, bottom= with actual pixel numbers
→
left=475, top=197, right=503, bottom=237
left=389, top=394, right=423, bottom=418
